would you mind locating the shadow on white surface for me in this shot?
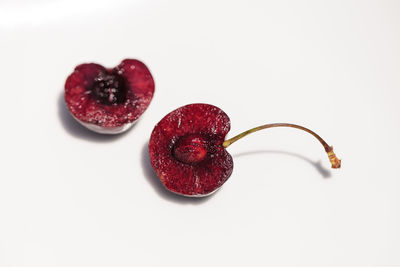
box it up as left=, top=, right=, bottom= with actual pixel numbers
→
left=58, top=92, right=134, bottom=142
left=232, top=150, right=332, bottom=178
left=141, top=142, right=216, bottom=204
left=140, top=144, right=331, bottom=204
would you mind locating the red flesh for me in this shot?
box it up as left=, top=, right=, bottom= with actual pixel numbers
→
left=64, top=59, right=154, bottom=128
left=149, top=104, right=234, bottom=196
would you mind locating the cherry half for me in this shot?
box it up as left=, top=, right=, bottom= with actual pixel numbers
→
left=149, top=103, right=341, bottom=197
left=64, top=59, right=154, bottom=134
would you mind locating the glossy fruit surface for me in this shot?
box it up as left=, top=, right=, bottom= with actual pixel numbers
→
left=149, top=104, right=233, bottom=196
left=64, top=59, right=154, bottom=133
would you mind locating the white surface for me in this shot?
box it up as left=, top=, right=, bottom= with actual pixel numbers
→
left=1, top=0, right=399, bottom=266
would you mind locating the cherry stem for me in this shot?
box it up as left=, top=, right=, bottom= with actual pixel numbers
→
left=222, top=123, right=341, bottom=169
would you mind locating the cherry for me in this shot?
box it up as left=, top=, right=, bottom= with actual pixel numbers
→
left=149, top=103, right=341, bottom=197
left=64, top=59, right=154, bottom=134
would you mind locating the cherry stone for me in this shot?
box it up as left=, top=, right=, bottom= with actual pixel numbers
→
left=173, top=135, right=208, bottom=164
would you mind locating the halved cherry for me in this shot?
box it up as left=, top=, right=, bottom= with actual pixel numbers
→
left=149, top=103, right=341, bottom=197
left=64, top=59, right=154, bottom=134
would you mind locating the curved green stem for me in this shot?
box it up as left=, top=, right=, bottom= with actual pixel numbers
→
left=222, top=123, right=341, bottom=169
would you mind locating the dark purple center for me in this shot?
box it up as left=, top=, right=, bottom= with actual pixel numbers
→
left=92, top=73, right=126, bottom=105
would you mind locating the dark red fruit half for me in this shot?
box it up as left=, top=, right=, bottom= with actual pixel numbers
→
left=149, top=104, right=234, bottom=197
left=64, top=59, right=154, bottom=134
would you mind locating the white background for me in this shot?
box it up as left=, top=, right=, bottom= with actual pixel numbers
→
left=1, top=0, right=399, bottom=266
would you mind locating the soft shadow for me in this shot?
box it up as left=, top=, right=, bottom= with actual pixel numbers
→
left=232, top=150, right=332, bottom=178
left=141, top=142, right=216, bottom=204
left=58, top=92, right=134, bottom=142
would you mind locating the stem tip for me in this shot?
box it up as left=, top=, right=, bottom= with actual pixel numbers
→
left=327, top=146, right=341, bottom=169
